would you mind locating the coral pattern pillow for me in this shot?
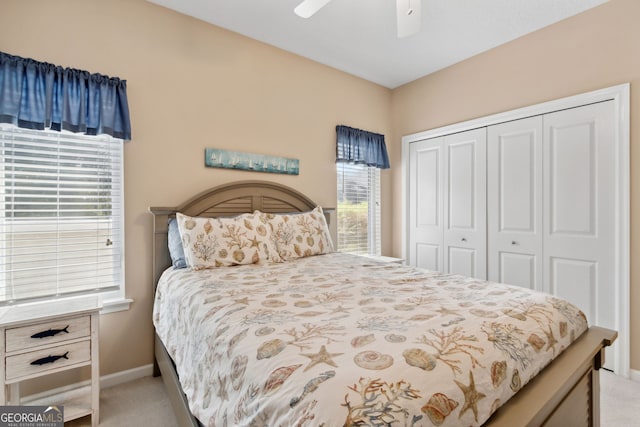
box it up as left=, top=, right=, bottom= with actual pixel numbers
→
left=176, top=212, right=280, bottom=269
left=265, top=207, right=334, bottom=260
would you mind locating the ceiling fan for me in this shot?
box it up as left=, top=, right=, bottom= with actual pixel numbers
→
left=294, top=0, right=422, bottom=38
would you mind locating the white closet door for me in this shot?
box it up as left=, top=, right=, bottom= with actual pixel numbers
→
left=443, top=129, right=487, bottom=279
left=488, top=117, right=543, bottom=290
left=408, top=137, right=443, bottom=271
left=543, top=101, right=615, bottom=333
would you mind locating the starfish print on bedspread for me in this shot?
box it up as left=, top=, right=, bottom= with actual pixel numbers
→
left=300, top=345, right=343, bottom=372
left=454, top=370, right=486, bottom=423
left=248, top=236, right=260, bottom=248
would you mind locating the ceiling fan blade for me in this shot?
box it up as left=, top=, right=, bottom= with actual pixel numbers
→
left=294, top=0, right=334, bottom=18
left=396, top=0, right=421, bottom=38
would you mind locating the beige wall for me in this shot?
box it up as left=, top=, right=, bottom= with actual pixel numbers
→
left=0, top=0, right=391, bottom=389
left=390, top=0, right=640, bottom=371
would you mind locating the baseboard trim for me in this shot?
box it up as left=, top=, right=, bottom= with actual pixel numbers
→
left=22, top=363, right=154, bottom=404
left=630, top=369, right=640, bottom=382
left=100, top=363, right=155, bottom=389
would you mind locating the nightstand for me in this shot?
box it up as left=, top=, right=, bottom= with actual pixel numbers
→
left=0, top=296, right=101, bottom=426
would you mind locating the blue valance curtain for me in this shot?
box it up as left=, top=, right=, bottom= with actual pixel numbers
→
left=336, top=125, right=390, bottom=169
left=0, top=51, right=131, bottom=140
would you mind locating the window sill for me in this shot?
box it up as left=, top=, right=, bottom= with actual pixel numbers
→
left=100, top=298, right=133, bottom=315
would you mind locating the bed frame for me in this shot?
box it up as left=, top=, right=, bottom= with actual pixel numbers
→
left=149, top=180, right=617, bottom=427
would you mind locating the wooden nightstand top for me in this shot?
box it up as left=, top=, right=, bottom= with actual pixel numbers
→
left=0, top=296, right=102, bottom=328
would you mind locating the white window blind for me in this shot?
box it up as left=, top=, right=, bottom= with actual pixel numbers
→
left=336, top=163, right=381, bottom=255
left=0, top=125, right=124, bottom=304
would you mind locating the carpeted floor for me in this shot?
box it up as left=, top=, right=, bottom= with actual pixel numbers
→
left=600, top=370, right=640, bottom=426
left=65, top=376, right=177, bottom=427
left=66, top=370, right=639, bottom=426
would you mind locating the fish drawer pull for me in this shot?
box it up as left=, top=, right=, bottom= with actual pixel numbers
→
left=31, top=326, right=69, bottom=339
left=30, top=352, right=69, bottom=366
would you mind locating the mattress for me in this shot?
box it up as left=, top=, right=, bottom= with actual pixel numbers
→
left=153, top=252, right=588, bottom=427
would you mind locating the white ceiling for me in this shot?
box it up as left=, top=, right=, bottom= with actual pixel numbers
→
left=146, top=0, right=608, bottom=89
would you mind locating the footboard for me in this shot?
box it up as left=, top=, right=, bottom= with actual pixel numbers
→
left=486, top=326, right=617, bottom=427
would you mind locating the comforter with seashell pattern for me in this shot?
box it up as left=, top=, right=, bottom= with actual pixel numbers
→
left=153, top=252, right=588, bottom=427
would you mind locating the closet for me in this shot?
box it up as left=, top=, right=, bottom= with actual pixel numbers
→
left=404, top=85, right=629, bottom=375
left=409, top=101, right=614, bottom=314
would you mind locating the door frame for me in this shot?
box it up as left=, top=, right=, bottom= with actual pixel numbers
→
left=401, top=83, right=630, bottom=377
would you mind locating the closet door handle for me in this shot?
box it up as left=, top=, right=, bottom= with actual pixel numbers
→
left=511, top=241, right=517, bottom=245
left=461, top=238, right=467, bottom=242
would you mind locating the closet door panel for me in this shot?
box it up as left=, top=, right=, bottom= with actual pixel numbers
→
left=416, top=244, right=440, bottom=271
left=499, top=252, right=537, bottom=290
left=548, top=121, right=596, bottom=236
left=488, top=117, right=543, bottom=289
left=549, top=257, right=596, bottom=321
left=447, top=142, right=475, bottom=229
left=543, top=101, right=615, bottom=333
left=448, top=247, right=477, bottom=278
left=499, top=138, right=536, bottom=232
left=443, top=128, right=487, bottom=279
left=409, top=138, right=443, bottom=271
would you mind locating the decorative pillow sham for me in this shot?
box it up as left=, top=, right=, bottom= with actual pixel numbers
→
left=176, top=212, right=280, bottom=269
left=168, top=218, right=187, bottom=269
left=265, top=206, right=334, bottom=260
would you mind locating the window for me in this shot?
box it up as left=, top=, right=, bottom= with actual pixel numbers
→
left=0, top=125, right=124, bottom=305
left=336, top=163, right=381, bottom=256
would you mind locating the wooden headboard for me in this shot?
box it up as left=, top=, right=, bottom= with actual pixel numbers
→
left=148, top=180, right=331, bottom=289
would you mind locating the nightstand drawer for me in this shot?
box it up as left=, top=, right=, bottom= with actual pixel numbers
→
left=5, top=315, right=90, bottom=353
left=6, top=340, right=91, bottom=381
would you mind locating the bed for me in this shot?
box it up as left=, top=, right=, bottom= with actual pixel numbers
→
left=149, top=180, right=616, bottom=427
